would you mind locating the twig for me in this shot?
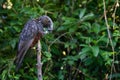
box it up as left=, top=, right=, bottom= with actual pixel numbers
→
left=112, top=0, right=119, bottom=29
left=103, top=0, right=115, bottom=52
left=103, top=0, right=116, bottom=80
left=112, top=0, right=119, bottom=71
left=48, top=32, right=69, bottom=51
left=36, top=40, right=42, bottom=80
left=72, top=67, right=97, bottom=80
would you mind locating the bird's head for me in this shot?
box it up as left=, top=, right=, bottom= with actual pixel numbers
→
left=38, top=15, right=53, bottom=34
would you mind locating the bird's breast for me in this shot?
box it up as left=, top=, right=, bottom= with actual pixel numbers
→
left=30, top=32, right=42, bottom=48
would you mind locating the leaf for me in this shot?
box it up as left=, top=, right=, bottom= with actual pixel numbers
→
left=84, top=57, right=93, bottom=66
left=0, top=29, right=3, bottom=33
left=2, top=70, right=7, bottom=80
left=9, top=39, right=17, bottom=49
left=57, top=26, right=66, bottom=31
left=79, top=45, right=91, bottom=60
left=62, top=17, right=77, bottom=25
left=68, top=60, right=74, bottom=65
left=68, top=26, right=78, bottom=33
left=44, top=51, right=52, bottom=58
left=81, top=22, right=91, bottom=29
left=81, top=13, right=95, bottom=21
left=92, top=23, right=100, bottom=34
left=91, top=46, right=99, bottom=57
left=79, top=8, right=86, bottom=19
left=65, top=42, right=70, bottom=48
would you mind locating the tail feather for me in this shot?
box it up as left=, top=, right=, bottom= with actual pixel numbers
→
left=14, top=48, right=28, bottom=71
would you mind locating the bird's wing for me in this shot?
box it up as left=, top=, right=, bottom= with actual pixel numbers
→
left=15, top=39, right=34, bottom=71
left=14, top=20, right=37, bottom=71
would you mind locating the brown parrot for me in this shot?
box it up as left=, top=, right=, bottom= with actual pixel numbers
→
left=14, top=15, right=53, bottom=71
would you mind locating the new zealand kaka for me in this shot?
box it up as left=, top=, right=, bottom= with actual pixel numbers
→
left=14, top=15, right=53, bottom=71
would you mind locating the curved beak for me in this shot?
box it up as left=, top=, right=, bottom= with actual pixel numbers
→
left=48, top=22, right=53, bottom=33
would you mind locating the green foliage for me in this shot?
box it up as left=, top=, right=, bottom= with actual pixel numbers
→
left=0, top=0, right=120, bottom=80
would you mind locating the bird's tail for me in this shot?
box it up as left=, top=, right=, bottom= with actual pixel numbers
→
left=14, top=49, right=28, bottom=72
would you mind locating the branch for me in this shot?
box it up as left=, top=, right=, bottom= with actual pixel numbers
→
left=103, top=0, right=118, bottom=80
left=112, top=0, right=119, bottom=29
left=48, top=32, right=69, bottom=51
left=103, top=0, right=115, bottom=52
left=36, top=40, right=42, bottom=80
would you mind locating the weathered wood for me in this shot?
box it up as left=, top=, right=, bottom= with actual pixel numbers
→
left=36, top=40, right=42, bottom=80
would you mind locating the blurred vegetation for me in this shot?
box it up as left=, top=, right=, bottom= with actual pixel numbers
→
left=0, top=0, right=120, bottom=80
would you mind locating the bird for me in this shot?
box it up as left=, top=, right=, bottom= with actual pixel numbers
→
left=14, top=15, right=53, bottom=71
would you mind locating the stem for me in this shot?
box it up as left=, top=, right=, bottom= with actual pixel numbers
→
left=48, top=32, right=69, bottom=51
left=103, top=0, right=116, bottom=80
left=37, top=40, right=42, bottom=80
left=103, top=0, right=115, bottom=52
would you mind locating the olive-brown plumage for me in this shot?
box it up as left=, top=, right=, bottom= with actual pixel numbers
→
left=14, top=15, right=53, bottom=71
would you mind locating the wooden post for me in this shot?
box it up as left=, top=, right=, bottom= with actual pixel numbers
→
left=36, top=40, right=42, bottom=80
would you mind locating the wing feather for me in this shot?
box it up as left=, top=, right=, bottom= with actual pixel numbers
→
left=14, top=20, right=37, bottom=71
left=15, top=39, right=34, bottom=71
